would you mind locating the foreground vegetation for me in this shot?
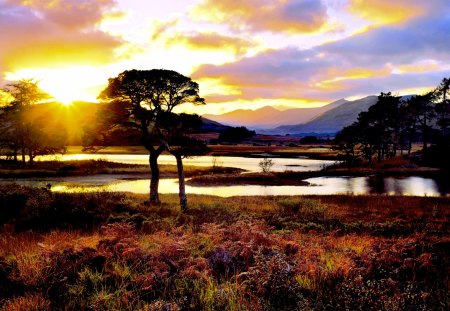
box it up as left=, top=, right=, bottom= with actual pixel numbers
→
left=0, top=186, right=449, bottom=310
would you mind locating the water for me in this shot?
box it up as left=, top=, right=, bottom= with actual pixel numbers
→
left=1, top=175, right=447, bottom=197
left=37, top=154, right=335, bottom=173
left=5, top=154, right=447, bottom=197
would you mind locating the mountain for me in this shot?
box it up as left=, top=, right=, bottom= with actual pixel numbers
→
left=203, top=99, right=347, bottom=129
left=271, top=96, right=378, bottom=134
left=199, top=117, right=231, bottom=133
left=271, top=95, right=414, bottom=135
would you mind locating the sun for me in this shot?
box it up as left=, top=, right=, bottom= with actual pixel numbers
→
left=5, top=67, right=109, bottom=104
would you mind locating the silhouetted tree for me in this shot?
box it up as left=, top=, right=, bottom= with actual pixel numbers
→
left=334, top=122, right=362, bottom=166
left=435, top=78, right=450, bottom=136
left=336, top=93, right=403, bottom=163
left=217, top=126, right=255, bottom=143
left=404, top=92, right=435, bottom=152
left=92, top=69, right=205, bottom=205
left=299, top=136, right=319, bottom=144
left=0, top=79, right=65, bottom=164
left=159, top=113, right=209, bottom=211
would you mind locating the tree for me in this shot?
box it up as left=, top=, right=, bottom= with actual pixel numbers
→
left=94, top=69, right=205, bottom=205
left=334, top=122, right=362, bottom=166
left=159, top=112, right=209, bottom=211
left=335, top=92, right=403, bottom=163
left=217, top=126, right=255, bottom=143
left=0, top=79, right=65, bottom=164
left=404, top=93, right=435, bottom=152
left=434, top=77, right=450, bottom=136
left=259, top=158, right=274, bottom=173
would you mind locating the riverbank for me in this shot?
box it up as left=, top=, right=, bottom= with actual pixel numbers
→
left=0, top=187, right=449, bottom=310
left=0, top=160, right=242, bottom=178
left=62, top=145, right=339, bottom=159
left=188, top=166, right=443, bottom=187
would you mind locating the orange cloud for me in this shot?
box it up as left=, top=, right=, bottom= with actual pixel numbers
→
left=4, top=37, right=121, bottom=69
left=349, top=0, right=423, bottom=24
left=316, top=67, right=392, bottom=89
left=191, top=0, right=328, bottom=33
left=0, top=0, right=123, bottom=74
left=166, top=32, right=257, bottom=55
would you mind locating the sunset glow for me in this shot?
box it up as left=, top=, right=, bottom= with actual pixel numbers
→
left=1, top=0, right=449, bottom=114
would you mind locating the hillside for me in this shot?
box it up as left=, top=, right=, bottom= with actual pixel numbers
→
left=199, top=117, right=231, bottom=133
left=203, top=99, right=347, bottom=129
left=271, top=96, right=378, bottom=134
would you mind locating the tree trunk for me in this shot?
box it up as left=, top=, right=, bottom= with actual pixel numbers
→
left=148, top=145, right=165, bottom=206
left=423, top=115, right=428, bottom=151
left=149, top=152, right=160, bottom=205
left=28, top=149, right=34, bottom=166
left=21, top=145, right=26, bottom=164
left=175, top=154, right=187, bottom=212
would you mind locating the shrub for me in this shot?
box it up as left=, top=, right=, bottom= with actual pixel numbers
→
left=258, top=158, right=274, bottom=173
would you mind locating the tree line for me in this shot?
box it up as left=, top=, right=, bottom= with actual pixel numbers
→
left=335, top=77, right=450, bottom=167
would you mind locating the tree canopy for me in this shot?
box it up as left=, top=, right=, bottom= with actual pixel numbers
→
left=89, top=69, right=206, bottom=208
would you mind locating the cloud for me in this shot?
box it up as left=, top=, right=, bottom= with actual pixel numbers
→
left=5, top=0, right=117, bottom=30
left=0, top=0, right=123, bottom=76
left=192, top=13, right=450, bottom=103
left=348, top=0, right=450, bottom=25
left=166, top=32, right=256, bottom=55
left=191, top=0, right=328, bottom=33
left=321, top=15, right=450, bottom=67
left=151, top=18, right=179, bottom=41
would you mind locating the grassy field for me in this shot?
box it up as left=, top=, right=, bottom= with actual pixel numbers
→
left=0, top=186, right=449, bottom=310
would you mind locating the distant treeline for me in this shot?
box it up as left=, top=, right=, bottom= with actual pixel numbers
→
left=335, top=78, right=450, bottom=168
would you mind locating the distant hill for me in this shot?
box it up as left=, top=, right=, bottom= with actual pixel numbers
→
left=203, top=99, right=347, bottom=129
left=269, top=95, right=414, bottom=135
left=199, top=117, right=231, bottom=133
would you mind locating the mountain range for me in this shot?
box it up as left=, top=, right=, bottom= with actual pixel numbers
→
left=204, top=95, right=412, bottom=135
left=270, top=95, right=379, bottom=135
left=203, top=99, right=347, bottom=129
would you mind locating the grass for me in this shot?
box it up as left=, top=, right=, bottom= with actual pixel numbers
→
left=0, top=187, right=449, bottom=310
left=63, top=145, right=339, bottom=159
left=0, top=159, right=242, bottom=178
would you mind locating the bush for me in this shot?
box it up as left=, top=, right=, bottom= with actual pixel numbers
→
left=258, top=158, right=274, bottom=173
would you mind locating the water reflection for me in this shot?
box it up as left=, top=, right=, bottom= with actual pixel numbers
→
left=1, top=175, right=446, bottom=197
left=37, top=154, right=334, bottom=173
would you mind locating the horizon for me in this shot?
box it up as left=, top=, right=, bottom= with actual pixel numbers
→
left=1, top=0, right=449, bottom=115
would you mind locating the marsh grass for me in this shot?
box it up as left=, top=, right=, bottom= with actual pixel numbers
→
left=0, top=186, right=449, bottom=310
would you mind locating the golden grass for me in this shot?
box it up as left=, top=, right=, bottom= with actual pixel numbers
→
left=0, top=190, right=449, bottom=309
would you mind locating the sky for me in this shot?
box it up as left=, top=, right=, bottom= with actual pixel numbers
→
left=1, top=0, right=450, bottom=115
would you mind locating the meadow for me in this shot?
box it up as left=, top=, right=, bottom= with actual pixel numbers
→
left=0, top=185, right=449, bottom=310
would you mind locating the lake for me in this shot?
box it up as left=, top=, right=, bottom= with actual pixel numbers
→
left=1, top=175, right=448, bottom=197
left=2, top=154, right=445, bottom=197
